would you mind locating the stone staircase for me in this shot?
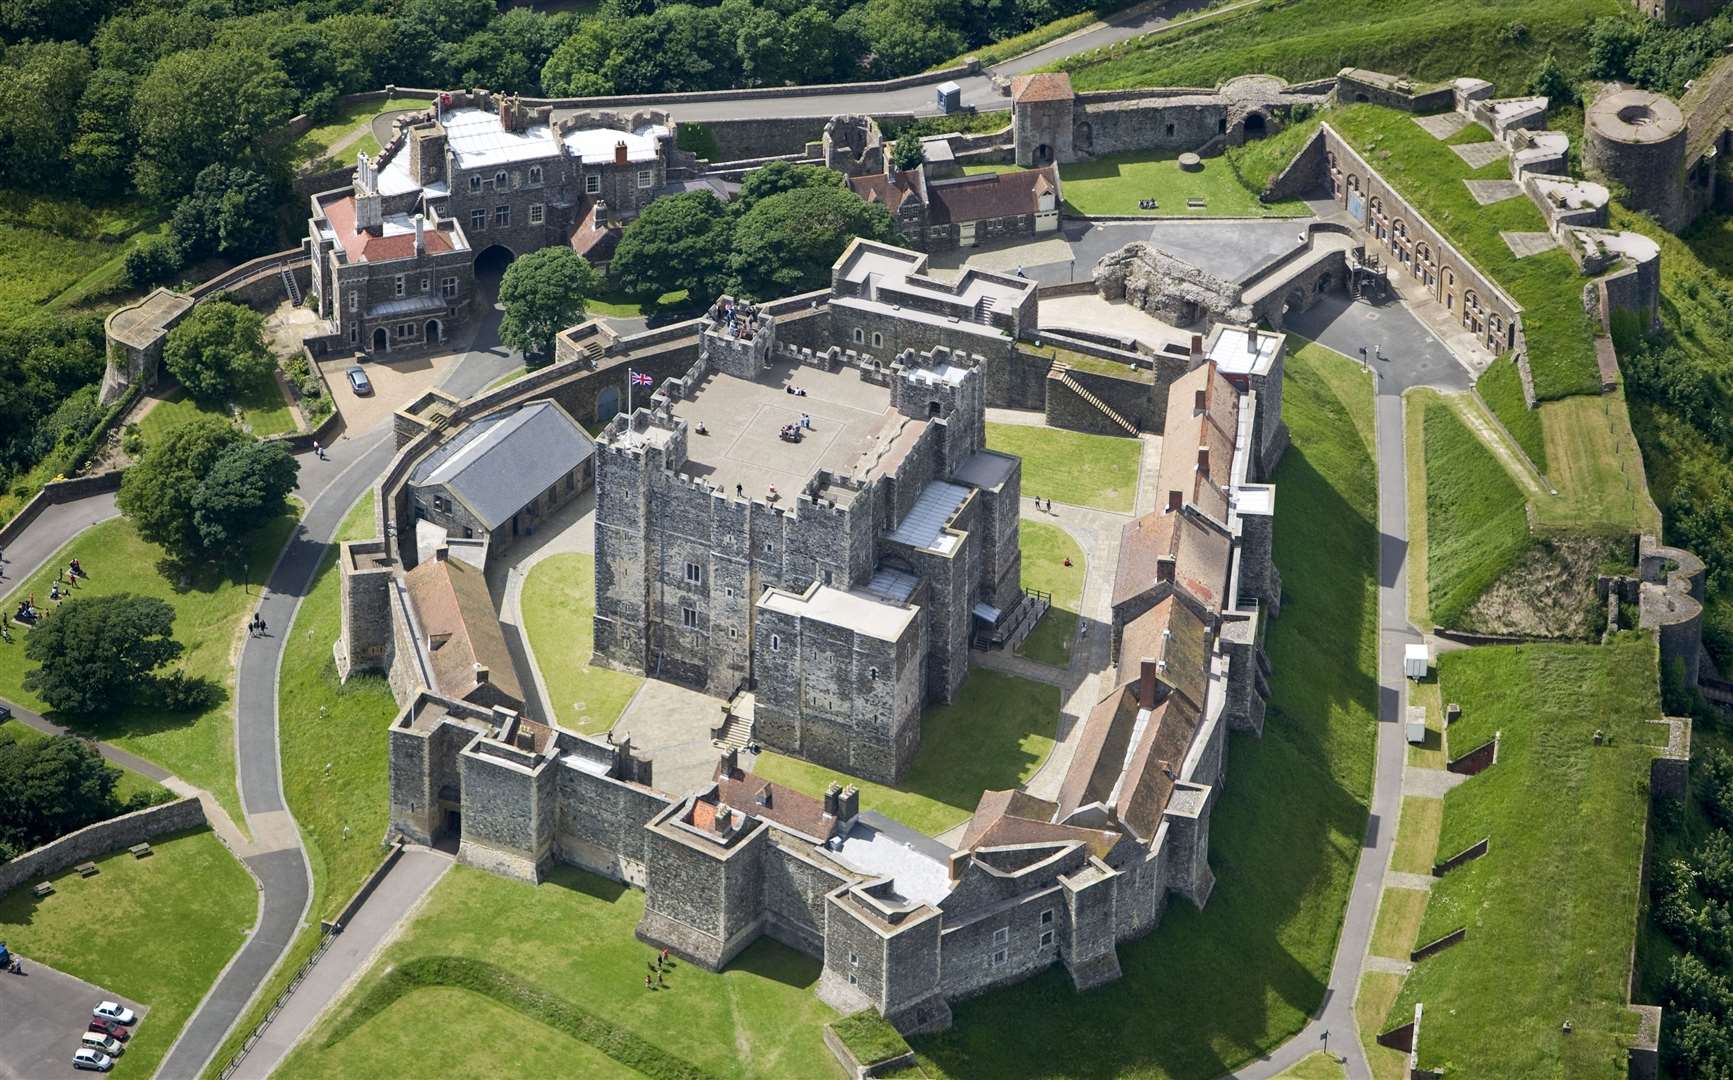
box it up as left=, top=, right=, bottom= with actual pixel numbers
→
left=715, top=690, right=755, bottom=750
left=279, top=266, right=302, bottom=305
left=973, top=296, right=996, bottom=325
left=1047, top=364, right=1139, bottom=436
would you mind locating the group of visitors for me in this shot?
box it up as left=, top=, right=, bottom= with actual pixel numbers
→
left=248, top=612, right=270, bottom=638
left=712, top=299, right=759, bottom=339
left=644, top=947, right=673, bottom=990
left=783, top=384, right=809, bottom=397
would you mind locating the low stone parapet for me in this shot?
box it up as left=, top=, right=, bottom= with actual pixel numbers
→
left=0, top=797, right=207, bottom=898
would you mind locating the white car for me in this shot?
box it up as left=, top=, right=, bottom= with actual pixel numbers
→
left=91, top=1001, right=135, bottom=1026
left=72, top=1048, right=113, bottom=1072
left=80, top=1032, right=124, bottom=1056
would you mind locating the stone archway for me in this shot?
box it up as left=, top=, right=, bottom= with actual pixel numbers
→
left=372, top=326, right=388, bottom=353
left=1035, top=143, right=1053, bottom=165
left=1243, top=112, right=1268, bottom=139
left=425, top=318, right=442, bottom=345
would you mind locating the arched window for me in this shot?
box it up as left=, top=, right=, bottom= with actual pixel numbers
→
left=1347, top=174, right=1361, bottom=192
left=852, top=327, right=864, bottom=344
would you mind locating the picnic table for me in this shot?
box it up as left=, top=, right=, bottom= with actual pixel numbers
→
left=129, top=843, right=153, bottom=859
left=31, top=882, right=53, bottom=898
left=75, top=862, right=98, bottom=878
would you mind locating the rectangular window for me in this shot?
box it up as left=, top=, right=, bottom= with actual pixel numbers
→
left=463, top=526, right=473, bottom=539
left=770, top=634, right=780, bottom=652
left=638, top=169, right=653, bottom=189
left=495, top=205, right=511, bottom=227
left=682, top=607, right=698, bottom=629
left=347, top=290, right=358, bottom=312
left=349, top=327, right=357, bottom=343
left=529, top=204, right=544, bottom=225
left=992, top=927, right=1009, bottom=946
left=394, top=275, right=405, bottom=297
left=725, top=587, right=735, bottom=599
left=1040, top=931, right=1054, bottom=948
left=396, top=322, right=413, bottom=339
left=441, top=277, right=458, bottom=299
left=1040, top=909, right=1054, bottom=925
left=420, top=275, right=430, bottom=292
left=685, top=562, right=702, bottom=584
left=586, top=173, right=601, bottom=194
left=991, top=949, right=1008, bottom=968
left=763, top=541, right=774, bottom=554
left=494, top=170, right=507, bottom=189
left=470, top=209, right=487, bottom=231
left=728, top=627, right=737, bottom=638
left=468, top=175, right=481, bottom=193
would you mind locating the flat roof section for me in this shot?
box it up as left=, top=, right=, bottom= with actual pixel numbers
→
left=887, top=481, right=971, bottom=554
left=951, top=449, right=1017, bottom=492
left=758, top=585, right=918, bottom=641
left=669, top=356, right=894, bottom=501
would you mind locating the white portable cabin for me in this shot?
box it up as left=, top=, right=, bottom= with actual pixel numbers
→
left=1404, top=642, right=1430, bottom=681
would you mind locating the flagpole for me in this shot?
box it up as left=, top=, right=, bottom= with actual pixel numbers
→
left=628, top=368, right=633, bottom=416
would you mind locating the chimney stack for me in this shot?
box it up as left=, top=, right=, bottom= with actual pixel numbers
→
left=1138, top=658, right=1160, bottom=708
left=1189, top=333, right=1203, bottom=360
left=1166, top=490, right=1182, bottom=513
left=1156, top=557, right=1175, bottom=583
left=434, top=544, right=448, bottom=561
left=823, top=781, right=842, bottom=817
left=473, top=663, right=488, bottom=685
left=718, top=747, right=739, bottom=777
left=1193, top=387, right=1207, bottom=413
left=714, top=804, right=732, bottom=833
left=593, top=200, right=607, bottom=229
left=498, top=93, right=513, bottom=132
left=1197, top=446, right=1210, bottom=473
left=1245, top=329, right=1258, bottom=355
left=414, top=213, right=426, bottom=255
left=838, top=785, right=860, bottom=822
left=615, top=140, right=628, bottom=166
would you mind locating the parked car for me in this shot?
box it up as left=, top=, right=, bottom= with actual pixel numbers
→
left=79, top=1032, right=124, bottom=1056
left=0, top=703, right=11, bottom=721
left=87, top=1018, right=129, bottom=1041
left=346, top=366, right=373, bottom=395
left=92, top=1002, right=135, bottom=1025
left=72, top=1048, right=113, bottom=1072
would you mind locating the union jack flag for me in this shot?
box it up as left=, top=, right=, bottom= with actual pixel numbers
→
left=630, top=370, right=653, bottom=386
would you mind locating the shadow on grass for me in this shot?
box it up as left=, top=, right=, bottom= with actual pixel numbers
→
left=544, top=865, right=628, bottom=905
left=726, top=938, right=824, bottom=991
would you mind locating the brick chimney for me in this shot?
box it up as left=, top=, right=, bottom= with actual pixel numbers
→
left=838, top=785, right=860, bottom=822
left=1166, top=490, right=1182, bottom=512
left=823, top=781, right=842, bottom=817
left=714, top=803, right=732, bottom=833
left=1156, top=557, right=1175, bottom=583
left=1193, top=386, right=1207, bottom=413
left=473, top=662, right=488, bottom=685
left=498, top=93, right=514, bottom=132
left=1189, top=333, right=1203, bottom=362
left=718, top=747, right=739, bottom=778
left=614, top=140, right=628, bottom=166
left=414, top=213, right=426, bottom=256
left=592, top=200, right=607, bottom=228
left=1196, top=446, right=1210, bottom=473
left=1138, top=658, right=1160, bottom=708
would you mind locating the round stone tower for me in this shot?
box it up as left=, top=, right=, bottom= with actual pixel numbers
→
left=1584, top=87, right=1689, bottom=230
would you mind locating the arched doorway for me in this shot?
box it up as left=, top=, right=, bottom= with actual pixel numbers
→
left=425, top=319, right=442, bottom=345
left=1243, top=113, right=1268, bottom=139
left=473, top=244, right=515, bottom=283
left=372, top=326, right=388, bottom=353
left=1035, top=143, right=1053, bottom=164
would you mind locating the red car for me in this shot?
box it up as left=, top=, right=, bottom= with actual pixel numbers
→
left=88, top=1018, right=130, bottom=1042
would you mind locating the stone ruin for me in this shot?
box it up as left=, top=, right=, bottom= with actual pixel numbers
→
left=1094, top=243, right=1253, bottom=329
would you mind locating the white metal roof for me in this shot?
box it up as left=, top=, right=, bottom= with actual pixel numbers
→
left=886, top=481, right=970, bottom=553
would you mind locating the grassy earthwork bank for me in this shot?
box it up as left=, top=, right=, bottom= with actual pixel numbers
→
left=908, top=339, right=1379, bottom=1079
left=985, top=422, right=1141, bottom=513
left=0, top=512, right=298, bottom=827
left=201, top=493, right=396, bottom=1080
left=1476, top=354, right=1546, bottom=473
left=0, top=829, right=256, bottom=1079
left=137, top=374, right=299, bottom=444
left=1416, top=393, right=1531, bottom=630
left=1391, top=637, right=1661, bottom=1077
left=0, top=190, right=165, bottom=320
left=1016, top=520, right=1085, bottom=667
left=753, top=669, right=1060, bottom=836
left=520, top=552, right=645, bottom=735
left=1053, top=0, right=1621, bottom=100
left=275, top=863, right=840, bottom=1080
left=1273, top=1052, right=1347, bottom=1079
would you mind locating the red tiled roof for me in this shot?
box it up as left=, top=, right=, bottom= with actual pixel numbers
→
left=847, top=171, right=923, bottom=214
left=1112, top=507, right=1231, bottom=612
left=1156, top=361, right=1240, bottom=524
left=690, top=799, right=717, bottom=831
left=1012, top=73, right=1075, bottom=104
left=927, top=166, right=1058, bottom=225
left=568, top=198, right=622, bottom=263
left=716, top=765, right=842, bottom=841
left=322, top=194, right=454, bottom=264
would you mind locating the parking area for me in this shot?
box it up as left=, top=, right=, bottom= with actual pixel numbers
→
left=0, top=957, right=146, bottom=1079
left=316, top=349, right=460, bottom=436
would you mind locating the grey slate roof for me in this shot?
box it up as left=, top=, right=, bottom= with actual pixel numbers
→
left=410, top=400, right=594, bottom=529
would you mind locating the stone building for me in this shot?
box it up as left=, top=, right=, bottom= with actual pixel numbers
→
left=406, top=398, right=595, bottom=557
left=1630, top=0, right=1730, bottom=24
left=590, top=240, right=1037, bottom=783
left=306, top=90, right=674, bottom=357
left=402, top=548, right=524, bottom=712
left=847, top=162, right=1062, bottom=251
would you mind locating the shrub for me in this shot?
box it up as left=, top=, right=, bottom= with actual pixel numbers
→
left=124, top=233, right=185, bottom=288
left=152, top=668, right=223, bottom=712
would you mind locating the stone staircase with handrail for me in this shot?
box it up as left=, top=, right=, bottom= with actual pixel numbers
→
left=279, top=266, right=302, bottom=306
left=1046, top=363, right=1139, bottom=437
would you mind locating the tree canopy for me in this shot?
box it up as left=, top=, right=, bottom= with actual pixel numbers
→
left=22, top=593, right=184, bottom=715
left=130, top=47, right=295, bottom=199
left=161, top=300, right=274, bottom=403
left=498, top=247, right=600, bottom=360
left=171, top=164, right=280, bottom=262
left=0, top=728, right=149, bottom=862
left=890, top=136, right=926, bottom=173
left=117, top=417, right=297, bottom=558
left=609, top=190, right=733, bottom=307
left=729, top=184, right=895, bottom=299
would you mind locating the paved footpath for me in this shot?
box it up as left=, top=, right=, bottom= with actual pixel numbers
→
left=0, top=492, right=119, bottom=587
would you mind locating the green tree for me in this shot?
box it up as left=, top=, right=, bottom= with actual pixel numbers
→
left=161, top=301, right=273, bottom=403
left=0, top=41, right=91, bottom=189
left=0, top=730, right=125, bottom=856
left=22, top=594, right=184, bottom=715
left=190, top=439, right=298, bottom=553
left=541, top=19, right=617, bottom=97
left=498, top=247, right=600, bottom=361
left=729, top=184, right=894, bottom=299
left=733, top=160, right=844, bottom=212
left=859, top=0, right=964, bottom=76
left=782, top=5, right=839, bottom=85
left=118, top=416, right=245, bottom=554
left=131, top=47, right=294, bottom=198
left=171, top=164, right=280, bottom=260
left=124, top=232, right=185, bottom=288
left=610, top=191, right=733, bottom=307
left=891, top=136, right=925, bottom=172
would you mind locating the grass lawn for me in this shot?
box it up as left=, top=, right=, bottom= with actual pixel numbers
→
left=1357, top=971, right=1409, bottom=1080
left=483, top=366, right=528, bottom=393
left=1390, top=795, right=1443, bottom=876
left=0, top=513, right=298, bottom=826
left=1419, top=394, right=1531, bottom=629
left=1274, top=1052, right=1347, bottom=1079
left=1401, top=391, right=1430, bottom=627
left=137, top=372, right=298, bottom=445
left=833, top=1010, right=913, bottom=1066
left=1531, top=390, right=1660, bottom=535
left=1393, top=637, right=1659, bottom=1076
left=1369, top=887, right=1428, bottom=960
left=913, top=332, right=1379, bottom=1080
left=985, top=422, right=1141, bottom=513
left=520, top=552, right=644, bottom=735
left=1325, top=105, right=1600, bottom=401
left=585, top=288, right=693, bottom=320
left=1054, top=0, right=1621, bottom=103
left=1404, top=675, right=1444, bottom=769
left=1058, top=151, right=1309, bottom=217
left=290, top=95, right=435, bottom=168
left=755, top=670, right=1059, bottom=836
left=0, top=828, right=255, bottom=1079
left=277, top=863, right=840, bottom=1080
left=1024, top=340, right=1154, bottom=383
left=1476, top=354, right=1546, bottom=473
left=1016, top=520, right=1084, bottom=667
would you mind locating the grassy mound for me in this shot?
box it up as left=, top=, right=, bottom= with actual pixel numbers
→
left=1421, top=397, right=1533, bottom=630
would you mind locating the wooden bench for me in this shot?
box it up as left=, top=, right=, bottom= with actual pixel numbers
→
left=129, top=843, right=153, bottom=859
left=1186, top=197, right=1207, bottom=209
left=75, top=862, right=98, bottom=878
left=31, top=882, right=53, bottom=898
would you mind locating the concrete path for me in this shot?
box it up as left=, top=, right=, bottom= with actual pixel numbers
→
left=0, top=492, right=119, bottom=589
left=157, top=294, right=521, bottom=1080
left=230, top=848, right=452, bottom=1080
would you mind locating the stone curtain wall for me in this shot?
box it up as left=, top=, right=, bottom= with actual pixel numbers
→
left=0, top=797, right=207, bottom=897
left=700, top=116, right=834, bottom=160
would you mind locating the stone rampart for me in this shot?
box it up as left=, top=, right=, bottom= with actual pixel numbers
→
left=0, top=797, right=207, bottom=897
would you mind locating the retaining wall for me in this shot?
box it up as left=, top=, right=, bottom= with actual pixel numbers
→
left=0, top=797, right=207, bottom=897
